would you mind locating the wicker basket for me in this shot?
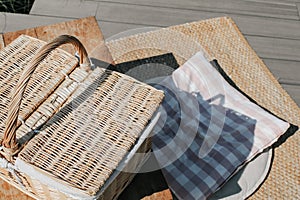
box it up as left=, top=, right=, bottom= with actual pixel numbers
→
left=0, top=35, right=164, bottom=199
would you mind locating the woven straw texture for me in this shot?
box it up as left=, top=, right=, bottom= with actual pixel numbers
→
left=106, top=16, right=300, bottom=199
left=0, top=35, right=78, bottom=140
left=18, top=66, right=164, bottom=196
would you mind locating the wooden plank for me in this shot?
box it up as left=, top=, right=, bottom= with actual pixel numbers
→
left=64, top=17, right=112, bottom=63
left=234, top=15, right=300, bottom=40
left=1, top=16, right=112, bottom=63
left=92, top=0, right=299, bottom=20
left=245, top=36, right=300, bottom=61
left=30, top=0, right=98, bottom=18
left=263, top=59, right=300, bottom=81
left=0, top=12, right=69, bottom=33
left=36, top=20, right=76, bottom=54
left=3, top=28, right=37, bottom=46
left=98, top=21, right=159, bottom=39
left=245, top=0, right=300, bottom=5
left=35, top=21, right=69, bottom=42
left=0, top=13, right=5, bottom=33
left=95, top=2, right=300, bottom=40
left=95, top=2, right=229, bottom=26
left=281, top=84, right=300, bottom=106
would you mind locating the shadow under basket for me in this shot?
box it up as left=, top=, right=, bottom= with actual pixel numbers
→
left=0, top=35, right=164, bottom=200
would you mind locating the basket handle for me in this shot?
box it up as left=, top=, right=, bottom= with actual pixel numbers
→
left=1, top=35, right=91, bottom=160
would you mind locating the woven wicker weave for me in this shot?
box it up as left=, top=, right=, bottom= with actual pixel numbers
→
left=0, top=35, right=164, bottom=199
left=0, top=35, right=78, bottom=141
left=18, top=67, right=163, bottom=196
left=105, top=16, right=300, bottom=199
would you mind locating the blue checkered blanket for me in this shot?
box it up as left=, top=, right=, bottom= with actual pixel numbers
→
left=151, top=52, right=289, bottom=200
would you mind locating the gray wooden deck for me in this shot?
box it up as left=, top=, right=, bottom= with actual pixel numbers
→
left=0, top=0, right=299, bottom=106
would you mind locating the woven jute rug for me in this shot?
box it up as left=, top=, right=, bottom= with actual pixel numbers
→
left=106, top=16, right=300, bottom=200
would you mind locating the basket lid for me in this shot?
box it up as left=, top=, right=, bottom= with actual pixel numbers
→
left=17, top=67, right=164, bottom=196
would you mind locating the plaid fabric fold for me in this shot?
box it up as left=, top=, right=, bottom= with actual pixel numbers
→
left=151, top=51, right=290, bottom=200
